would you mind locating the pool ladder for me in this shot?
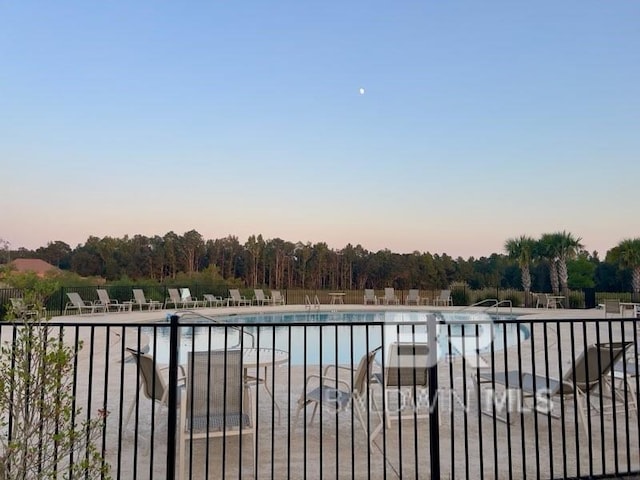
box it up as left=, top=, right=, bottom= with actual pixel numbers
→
left=456, top=298, right=513, bottom=315
left=305, top=294, right=320, bottom=311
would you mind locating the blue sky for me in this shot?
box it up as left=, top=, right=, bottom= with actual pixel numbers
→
left=1, top=0, right=639, bottom=258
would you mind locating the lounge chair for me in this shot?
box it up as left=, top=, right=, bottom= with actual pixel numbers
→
left=179, top=350, right=255, bottom=478
left=202, top=294, right=224, bottom=307
left=64, top=292, right=105, bottom=315
left=96, top=289, right=126, bottom=312
left=226, top=289, right=251, bottom=307
left=164, top=288, right=185, bottom=309
left=180, top=288, right=203, bottom=308
left=381, top=288, right=399, bottom=305
left=253, top=289, right=271, bottom=306
left=295, top=346, right=383, bottom=440
left=405, top=289, right=421, bottom=306
left=472, top=342, right=633, bottom=434
left=9, top=297, right=43, bottom=319
left=364, top=289, right=378, bottom=305
left=372, top=342, right=431, bottom=429
left=433, top=289, right=453, bottom=306
left=604, top=299, right=621, bottom=318
left=132, top=289, right=162, bottom=311
left=271, top=290, right=285, bottom=306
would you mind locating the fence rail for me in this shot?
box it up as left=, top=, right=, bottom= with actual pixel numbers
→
left=1, top=312, right=638, bottom=479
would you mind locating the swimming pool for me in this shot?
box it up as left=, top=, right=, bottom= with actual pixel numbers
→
left=143, top=310, right=529, bottom=366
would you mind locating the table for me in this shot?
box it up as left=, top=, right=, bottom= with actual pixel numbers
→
left=328, top=292, right=346, bottom=304
left=547, top=295, right=565, bottom=308
left=242, top=348, right=289, bottom=423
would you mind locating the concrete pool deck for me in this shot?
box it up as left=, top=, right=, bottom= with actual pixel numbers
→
left=10, top=305, right=640, bottom=478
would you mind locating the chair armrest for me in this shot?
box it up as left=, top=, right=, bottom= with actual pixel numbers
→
left=303, top=373, right=351, bottom=392
left=321, top=363, right=355, bottom=377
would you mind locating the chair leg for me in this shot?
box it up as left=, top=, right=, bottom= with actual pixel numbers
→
left=124, top=398, right=136, bottom=426
left=293, top=398, right=307, bottom=427
left=576, top=392, right=589, bottom=436
left=310, top=403, right=319, bottom=424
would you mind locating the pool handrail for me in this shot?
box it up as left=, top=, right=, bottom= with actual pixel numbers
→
left=456, top=298, right=513, bottom=315
left=171, top=310, right=256, bottom=347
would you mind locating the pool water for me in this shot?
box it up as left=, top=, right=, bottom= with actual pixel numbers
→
left=144, top=310, right=529, bottom=366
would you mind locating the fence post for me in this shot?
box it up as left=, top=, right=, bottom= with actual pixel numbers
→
left=59, top=287, right=66, bottom=316
left=166, top=314, right=180, bottom=480
left=427, top=313, right=440, bottom=480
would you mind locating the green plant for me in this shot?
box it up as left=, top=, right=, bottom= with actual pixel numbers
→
left=0, top=296, right=110, bottom=479
left=451, top=287, right=469, bottom=306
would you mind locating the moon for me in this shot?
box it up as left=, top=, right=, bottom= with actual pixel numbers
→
left=359, top=87, right=365, bottom=95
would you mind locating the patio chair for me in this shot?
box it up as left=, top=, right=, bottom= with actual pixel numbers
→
left=179, top=350, right=255, bottom=478
left=372, top=342, right=431, bottom=429
left=164, top=288, right=185, bottom=309
left=472, top=342, right=633, bottom=434
left=294, top=346, right=383, bottom=439
left=64, top=292, right=105, bottom=315
left=364, top=289, right=378, bottom=305
left=604, top=299, right=621, bottom=318
left=382, top=288, right=399, bottom=305
left=96, top=289, right=125, bottom=312
left=226, top=289, right=251, bottom=307
left=9, top=297, right=43, bottom=319
left=433, top=289, right=453, bottom=306
left=180, top=288, right=203, bottom=308
left=271, top=290, right=286, bottom=306
left=202, top=294, right=224, bottom=307
left=132, top=289, right=162, bottom=311
left=124, top=347, right=186, bottom=428
left=253, top=289, right=271, bottom=306
left=405, top=289, right=421, bottom=306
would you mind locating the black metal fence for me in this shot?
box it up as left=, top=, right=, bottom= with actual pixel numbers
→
left=1, top=312, right=638, bottom=479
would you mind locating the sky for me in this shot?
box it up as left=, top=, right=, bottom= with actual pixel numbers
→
left=1, top=1, right=639, bottom=259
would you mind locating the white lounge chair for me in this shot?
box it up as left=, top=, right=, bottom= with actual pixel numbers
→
left=405, top=289, right=421, bottom=306
left=227, top=289, right=251, bottom=306
left=202, top=294, right=224, bottom=307
left=271, top=290, right=286, bottom=306
left=132, top=289, right=162, bottom=311
left=180, top=288, right=203, bottom=308
left=381, top=288, right=399, bottom=305
left=433, top=289, right=452, bottom=306
left=64, top=292, right=105, bottom=315
left=95, top=289, right=126, bottom=312
left=253, top=289, right=271, bottom=306
left=165, top=288, right=184, bottom=309
left=364, top=289, right=378, bottom=305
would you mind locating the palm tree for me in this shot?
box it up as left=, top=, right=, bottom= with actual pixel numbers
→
left=607, top=238, right=640, bottom=294
left=540, top=231, right=583, bottom=300
left=553, top=231, right=584, bottom=292
left=504, top=235, right=536, bottom=306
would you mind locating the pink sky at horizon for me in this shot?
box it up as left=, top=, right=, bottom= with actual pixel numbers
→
left=3, top=219, right=630, bottom=260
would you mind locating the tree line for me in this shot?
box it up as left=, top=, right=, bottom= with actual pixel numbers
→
left=1, top=231, right=639, bottom=293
